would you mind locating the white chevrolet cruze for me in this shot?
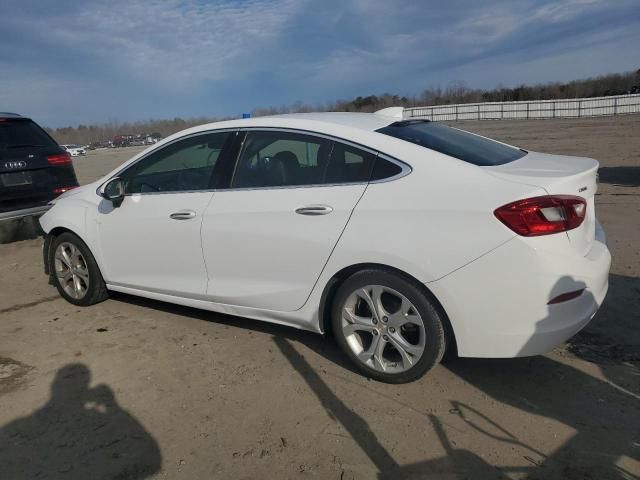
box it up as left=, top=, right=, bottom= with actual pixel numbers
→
left=40, top=109, right=611, bottom=383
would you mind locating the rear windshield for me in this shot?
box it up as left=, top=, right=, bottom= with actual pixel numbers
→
left=376, top=120, right=526, bottom=166
left=0, top=119, right=57, bottom=150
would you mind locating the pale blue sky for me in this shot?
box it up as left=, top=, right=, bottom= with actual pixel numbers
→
left=1, top=0, right=639, bottom=127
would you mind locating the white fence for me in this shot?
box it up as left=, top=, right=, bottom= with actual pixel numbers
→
left=404, top=93, right=640, bottom=121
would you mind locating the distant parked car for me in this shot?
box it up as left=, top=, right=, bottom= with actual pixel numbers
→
left=147, top=133, right=163, bottom=144
left=61, top=144, right=86, bottom=157
left=0, top=112, right=79, bottom=222
left=88, top=142, right=110, bottom=150
left=40, top=110, right=610, bottom=383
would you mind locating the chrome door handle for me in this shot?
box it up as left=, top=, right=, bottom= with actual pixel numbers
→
left=295, top=205, right=333, bottom=216
left=169, top=210, right=196, bottom=220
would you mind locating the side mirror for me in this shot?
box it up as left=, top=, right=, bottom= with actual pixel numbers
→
left=99, top=177, right=125, bottom=207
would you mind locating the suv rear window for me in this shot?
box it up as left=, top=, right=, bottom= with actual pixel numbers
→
left=377, top=120, right=526, bottom=166
left=0, top=119, right=57, bottom=150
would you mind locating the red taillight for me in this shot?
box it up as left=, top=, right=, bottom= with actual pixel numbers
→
left=47, top=152, right=72, bottom=165
left=494, top=195, right=586, bottom=237
left=53, top=186, right=77, bottom=195
left=548, top=288, right=585, bottom=304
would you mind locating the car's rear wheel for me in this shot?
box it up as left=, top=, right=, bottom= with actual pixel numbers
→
left=50, top=232, right=109, bottom=306
left=331, top=269, right=446, bottom=383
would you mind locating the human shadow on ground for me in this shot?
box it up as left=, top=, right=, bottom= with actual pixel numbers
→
left=0, top=363, right=162, bottom=480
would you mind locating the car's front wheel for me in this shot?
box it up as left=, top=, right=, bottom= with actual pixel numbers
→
left=331, top=269, right=446, bottom=383
left=49, top=232, right=109, bottom=306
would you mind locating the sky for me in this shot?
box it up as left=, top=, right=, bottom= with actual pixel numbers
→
left=1, top=0, right=639, bottom=127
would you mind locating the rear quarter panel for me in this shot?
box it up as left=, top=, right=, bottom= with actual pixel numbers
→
left=324, top=145, right=546, bottom=284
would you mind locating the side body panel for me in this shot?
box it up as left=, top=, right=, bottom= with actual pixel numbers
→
left=41, top=131, right=544, bottom=335
left=201, top=185, right=366, bottom=311
left=44, top=116, right=595, bottom=349
left=317, top=152, right=543, bottom=285
left=96, top=192, right=214, bottom=296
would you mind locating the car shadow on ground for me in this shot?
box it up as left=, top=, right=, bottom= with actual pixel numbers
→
left=276, top=335, right=519, bottom=479
left=110, top=291, right=363, bottom=376
left=0, top=217, right=42, bottom=244
left=275, top=337, right=639, bottom=479
left=437, top=273, right=639, bottom=479
left=598, top=166, right=640, bottom=188
left=272, top=277, right=640, bottom=479
left=0, top=363, right=162, bottom=480
left=110, top=273, right=639, bottom=479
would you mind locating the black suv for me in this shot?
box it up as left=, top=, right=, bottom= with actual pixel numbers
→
left=0, top=113, right=79, bottom=221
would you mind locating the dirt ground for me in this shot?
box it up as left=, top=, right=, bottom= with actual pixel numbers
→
left=0, top=115, right=638, bottom=480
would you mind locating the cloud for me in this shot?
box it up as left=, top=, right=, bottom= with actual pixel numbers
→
left=532, top=0, right=606, bottom=23
left=2, top=0, right=301, bottom=89
left=1, top=0, right=639, bottom=126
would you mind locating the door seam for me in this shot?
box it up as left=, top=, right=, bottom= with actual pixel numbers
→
left=295, top=183, right=370, bottom=311
left=200, top=192, right=217, bottom=295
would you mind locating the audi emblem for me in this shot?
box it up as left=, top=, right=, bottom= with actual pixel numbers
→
left=5, top=161, right=27, bottom=169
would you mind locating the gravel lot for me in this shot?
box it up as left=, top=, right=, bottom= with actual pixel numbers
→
left=1, top=115, right=639, bottom=479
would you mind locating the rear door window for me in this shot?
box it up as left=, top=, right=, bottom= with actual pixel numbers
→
left=231, top=130, right=406, bottom=188
left=232, top=131, right=331, bottom=188
left=377, top=120, right=526, bottom=166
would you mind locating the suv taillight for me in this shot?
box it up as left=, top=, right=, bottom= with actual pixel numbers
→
left=53, top=186, right=77, bottom=195
left=47, top=152, right=72, bottom=165
left=494, top=195, right=586, bottom=237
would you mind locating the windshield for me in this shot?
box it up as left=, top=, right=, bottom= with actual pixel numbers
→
left=376, top=120, right=526, bottom=166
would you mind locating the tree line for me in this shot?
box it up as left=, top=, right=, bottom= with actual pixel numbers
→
left=46, top=69, right=639, bottom=145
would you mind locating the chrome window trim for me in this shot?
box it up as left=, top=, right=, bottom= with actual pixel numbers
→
left=238, top=126, right=381, bottom=156
left=369, top=153, right=412, bottom=184
left=98, top=126, right=411, bottom=197
left=123, top=190, right=216, bottom=197
left=226, top=127, right=412, bottom=191
left=218, top=180, right=369, bottom=193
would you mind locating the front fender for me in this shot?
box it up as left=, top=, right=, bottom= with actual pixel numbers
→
left=39, top=203, right=91, bottom=274
left=39, top=202, right=88, bottom=238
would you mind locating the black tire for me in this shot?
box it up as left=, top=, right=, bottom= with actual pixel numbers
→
left=331, top=268, right=446, bottom=383
left=49, top=232, right=109, bottom=306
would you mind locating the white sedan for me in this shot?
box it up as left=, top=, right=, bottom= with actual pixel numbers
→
left=61, top=144, right=86, bottom=157
left=40, top=109, right=610, bottom=383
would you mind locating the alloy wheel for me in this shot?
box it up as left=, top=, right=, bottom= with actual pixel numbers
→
left=54, top=242, right=90, bottom=300
left=340, top=285, right=426, bottom=374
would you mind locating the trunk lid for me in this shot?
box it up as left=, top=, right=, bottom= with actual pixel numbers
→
left=484, top=151, right=599, bottom=256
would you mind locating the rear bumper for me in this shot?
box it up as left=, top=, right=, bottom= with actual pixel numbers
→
left=429, top=222, right=611, bottom=358
left=0, top=204, right=51, bottom=222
